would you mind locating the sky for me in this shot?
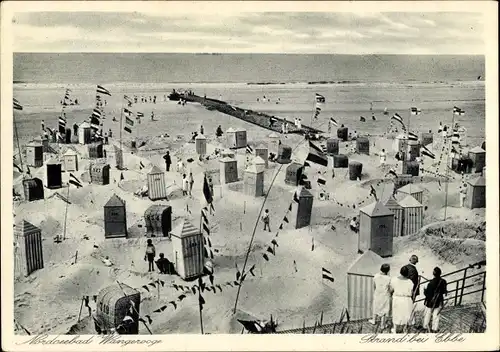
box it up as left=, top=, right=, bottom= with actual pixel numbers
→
left=11, top=10, right=486, bottom=54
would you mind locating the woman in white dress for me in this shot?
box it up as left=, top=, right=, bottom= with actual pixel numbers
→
left=370, top=264, right=392, bottom=329
left=389, top=266, right=415, bottom=333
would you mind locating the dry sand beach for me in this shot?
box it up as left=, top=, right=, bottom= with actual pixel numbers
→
left=12, top=78, right=486, bottom=334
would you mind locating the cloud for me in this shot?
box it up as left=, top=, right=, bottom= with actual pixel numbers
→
left=11, top=11, right=485, bottom=54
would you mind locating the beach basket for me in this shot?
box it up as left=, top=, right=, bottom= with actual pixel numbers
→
left=337, top=127, right=348, bottom=141
left=407, top=140, right=420, bottom=161
left=333, top=154, right=349, bottom=168
left=402, top=161, right=419, bottom=177
left=348, top=161, right=363, bottom=180
left=276, top=145, right=292, bottom=164
left=65, top=128, right=72, bottom=144
left=468, top=147, right=486, bottom=173
left=356, top=137, right=370, bottom=155
left=393, top=174, right=412, bottom=191
left=420, top=132, right=433, bottom=146
left=326, top=138, right=339, bottom=155
left=71, top=134, right=79, bottom=144
left=88, top=142, right=104, bottom=159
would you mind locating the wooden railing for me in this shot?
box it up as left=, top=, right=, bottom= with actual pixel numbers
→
left=416, top=260, right=486, bottom=306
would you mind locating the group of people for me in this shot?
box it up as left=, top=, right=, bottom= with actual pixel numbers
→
left=371, top=255, right=448, bottom=333
left=257, top=96, right=280, bottom=104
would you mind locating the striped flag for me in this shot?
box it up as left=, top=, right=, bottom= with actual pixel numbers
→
left=124, top=95, right=133, bottom=104
left=408, top=132, right=419, bottom=141
left=137, top=112, right=144, bottom=118
left=453, top=106, right=465, bottom=115
left=123, top=108, right=134, bottom=116
left=92, top=108, right=102, bottom=118
left=370, top=185, right=378, bottom=200
left=329, top=117, right=338, bottom=127
left=96, top=85, right=111, bottom=96
left=13, top=98, right=23, bottom=111
left=246, top=145, right=253, bottom=154
left=315, top=93, right=325, bottom=104
left=391, top=113, right=406, bottom=130
left=69, top=173, right=83, bottom=188
left=322, top=268, right=334, bottom=282
left=410, top=107, right=421, bottom=115
left=125, top=116, right=134, bottom=127
left=306, top=141, right=328, bottom=167
left=387, top=169, right=398, bottom=178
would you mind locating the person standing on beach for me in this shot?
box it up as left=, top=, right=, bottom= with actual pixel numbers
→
left=328, top=120, right=332, bottom=133
left=108, top=128, right=112, bottom=138
left=188, top=172, right=194, bottom=196
left=163, top=151, right=172, bottom=172
left=404, top=255, right=420, bottom=306
left=144, top=239, right=156, bottom=272
left=200, top=125, right=204, bottom=135
left=379, top=149, right=387, bottom=166
left=73, top=123, right=79, bottom=136
left=370, top=264, right=391, bottom=328
left=104, top=132, right=109, bottom=145
left=459, top=182, right=467, bottom=207
left=153, top=95, right=156, bottom=104
left=423, top=267, right=448, bottom=333
left=182, top=174, right=189, bottom=196
left=216, top=125, right=223, bottom=139
left=41, top=120, right=45, bottom=132
left=262, top=209, right=271, bottom=232
left=151, top=111, right=155, bottom=121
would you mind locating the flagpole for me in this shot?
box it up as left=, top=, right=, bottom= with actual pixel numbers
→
left=13, top=111, right=26, bottom=181
left=198, top=283, right=204, bottom=334
left=443, top=110, right=455, bottom=221
left=119, top=96, right=124, bottom=167
left=62, top=183, right=70, bottom=241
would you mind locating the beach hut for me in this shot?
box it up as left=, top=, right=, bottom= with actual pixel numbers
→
left=88, top=142, right=104, bottom=159
left=45, top=159, right=62, bottom=189
left=285, top=163, right=304, bottom=186
left=233, top=128, right=248, bottom=149
left=95, top=284, right=140, bottom=334
left=78, top=121, right=92, bottom=145
left=244, top=164, right=264, bottom=197
left=90, top=163, right=110, bottom=185
left=333, top=154, right=349, bottom=168
left=113, top=146, right=124, bottom=170
left=220, top=157, right=238, bottom=184
left=397, top=195, right=423, bottom=237
left=225, top=128, right=236, bottom=148
left=420, top=132, right=433, bottom=147
left=252, top=156, right=266, bottom=174
left=104, top=194, right=127, bottom=238
left=65, top=128, right=72, bottom=144
left=392, top=134, right=408, bottom=153
left=63, top=149, right=78, bottom=172
left=268, top=132, right=280, bottom=154
left=383, top=196, right=403, bottom=237
left=255, top=145, right=269, bottom=168
left=356, top=137, right=370, bottom=155
left=34, top=137, right=49, bottom=153
left=402, top=161, right=419, bottom=177
left=147, top=166, right=168, bottom=201
left=337, top=127, right=348, bottom=141
left=407, top=140, right=420, bottom=161
left=14, top=220, right=44, bottom=280
left=144, top=205, right=172, bottom=238
left=358, top=201, right=394, bottom=258
left=326, top=138, right=339, bottom=155
left=276, top=144, right=292, bottom=164
left=465, top=176, right=486, bottom=209
left=171, top=219, right=204, bottom=280
left=195, top=134, right=207, bottom=156
left=396, top=184, right=423, bottom=204
left=26, top=143, right=43, bottom=167
left=468, top=146, right=486, bottom=173
left=22, top=178, right=44, bottom=201
left=393, top=174, right=412, bottom=191
left=346, top=250, right=385, bottom=320
left=348, top=161, right=363, bottom=180
left=296, top=187, right=314, bottom=229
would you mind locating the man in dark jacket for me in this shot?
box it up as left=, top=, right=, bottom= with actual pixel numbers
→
left=163, top=151, right=172, bottom=172
left=423, top=267, right=447, bottom=333
left=405, top=255, right=420, bottom=301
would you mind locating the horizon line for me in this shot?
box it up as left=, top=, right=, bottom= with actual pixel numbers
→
left=14, top=52, right=485, bottom=56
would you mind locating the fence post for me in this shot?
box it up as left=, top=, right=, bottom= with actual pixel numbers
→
left=454, top=282, right=459, bottom=306
left=481, top=272, right=486, bottom=303
left=459, top=268, right=468, bottom=305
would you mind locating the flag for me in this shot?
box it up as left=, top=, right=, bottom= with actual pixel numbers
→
left=283, top=215, right=289, bottom=224
left=453, top=106, right=465, bottom=115
left=311, top=238, right=315, bottom=251
left=246, top=145, right=253, bottom=154
left=360, top=116, right=366, bottom=122
left=125, top=116, right=134, bottom=126
left=123, top=108, right=134, bottom=116
left=266, top=246, right=275, bottom=255
left=137, top=112, right=144, bottom=118
left=13, top=163, right=23, bottom=173
left=124, top=126, right=132, bottom=134
left=315, top=93, right=325, bottom=103
left=317, top=177, right=326, bottom=186
left=421, top=150, right=436, bottom=159
left=69, top=173, right=83, bottom=188
left=92, top=108, right=102, bottom=118
left=13, top=98, right=23, bottom=110
left=391, top=113, right=404, bottom=126
left=306, top=141, right=328, bottom=167
left=262, top=253, right=269, bottom=261
left=410, top=107, right=421, bottom=115
left=387, top=169, right=398, bottom=178
left=124, top=95, right=133, bottom=104
left=408, top=132, right=418, bottom=141
left=293, top=189, right=300, bottom=203
left=96, top=85, right=111, bottom=96
left=322, top=268, right=334, bottom=282
left=329, top=117, right=338, bottom=127
left=370, top=185, right=378, bottom=200
left=203, top=175, right=213, bottom=206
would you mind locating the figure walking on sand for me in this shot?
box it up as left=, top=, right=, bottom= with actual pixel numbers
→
left=216, top=125, right=223, bottom=140
left=145, top=239, right=156, bottom=272
left=163, top=151, right=172, bottom=172
left=182, top=174, right=189, bottom=197
left=200, top=125, right=204, bottom=135
left=459, top=182, right=467, bottom=207
left=262, top=209, right=271, bottom=232
left=378, top=149, right=387, bottom=166
left=370, top=264, right=391, bottom=329
left=188, top=172, right=194, bottom=196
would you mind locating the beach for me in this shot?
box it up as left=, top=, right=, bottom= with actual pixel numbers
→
left=12, top=58, right=486, bottom=334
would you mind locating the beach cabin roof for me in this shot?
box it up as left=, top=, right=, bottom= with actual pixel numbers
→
left=469, top=146, right=485, bottom=154
left=171, top=219, right=199, bottom=238
left=359, top=201, right=394, bottom=217
left=397, top=194, right=423, bottom=208
left=234, top=127, right=246, bottom=132
left=46, top=157, right=61, bottom=165
left=105, top=194, right=125, bottom=207
left=79, top=121, right=91, bottom=129
left=298, top=187, right=313, bottom=198
left=256, top=144, right=268, bottom=150
left=245, top=164, right=260, bottom=173
left=347, top=250, right=385, bottom=276
left=268, top=132, right=279, bottom=138
left=398, top=184, right=423, bottom=194
left=220, top=157, right=236, bottom=163
left=63, top=149, right=77, bottom=156
left=226, top=127, right=235, bottom=133
left=148, top=165, right=163, bottom=175
left=26, top=142, right=43, bottom=147
left=383, top=195, right=402, bottom=209
left=468, top=176, right=486, bottom=187
left=14, top=220, right=40, bottom=237
left=195, top=134, right=207, bottom=140
left=253, top=156, right=265, bottom=164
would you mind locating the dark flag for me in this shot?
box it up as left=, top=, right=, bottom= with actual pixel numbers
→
left=69, top=173, right=83, bottom=188
left=322, top=268, right=334, bottom=282
left=203, top=174, right=213, bottom=204
left=13, top=98, right=23, bottom=111
left=317, top=177, right=326, bottom=186
left=266, top=246, right=275, bottom=255
left=288, top=203, right=292, bottom=212
left=329, top=117, right=338, bottom=127
left=96, top=85, right=112, bottom=96
left=283, top=215, right=289, bottom=223
left=359, top=116, right=366, bottom=122
left=246, top=145, right=253, bottom=154
left=408, top=132, right=419, bottom=141
left=315, top=93, right=325, bottom=103
left=410, top=107, right=421, bottom=115
left=387, top=169, right=398, bottom=178
left=421, top=150, right=436, bottom=159
left=142, top=285, right=150, bottom=292
left=262, top=253, right=269, bottom=261
left=306, top=141, right=328, bottom=167
left=370, top=185, right=378, bottom=201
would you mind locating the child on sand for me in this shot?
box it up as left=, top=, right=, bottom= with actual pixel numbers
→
left=182, top=174, right=189, bottom=196
left=188, top=172, right=194, bottom=196
left=145, top=239, right=156, bottom=272
left=262, top=209, right=271, bottom=232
